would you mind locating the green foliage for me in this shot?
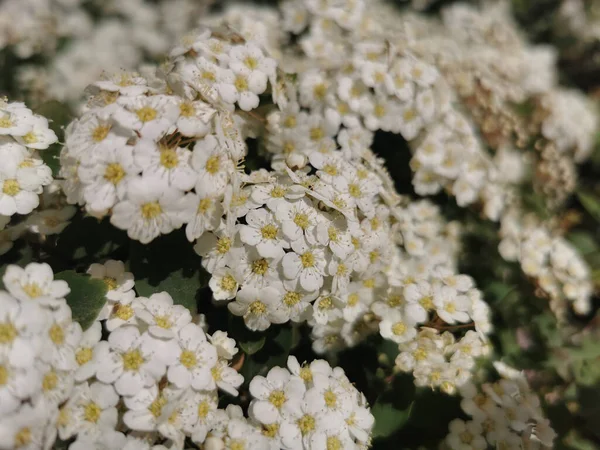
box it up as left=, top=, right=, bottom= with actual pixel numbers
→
left=55, top=270, right=107, bottom=330
left=128, top=231, right=210, bottom=315
left=577, top=190, right=600, bottom=223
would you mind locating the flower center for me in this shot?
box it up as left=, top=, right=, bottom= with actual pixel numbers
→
left=322, top=164, right=337, bottom=176
left=149, top=395, right=167, bottom=418
left=244, top=56, right=259, bottom=70
left=323, top=389, right=337, bottom=408
left=300, top=251, right=315, bottom=268
left=160, top=149, right=179, bottom=169
left=445, top=302, right=456, bottom=313
left=0, top=116, right=13, bottom=127
left=217, top=237, right=231, bottom=254
left=348, top=183, right=362, bottom=198
left=270, top=186, right=285, bottom=198
left=313, top=83, right=327, bottom=100
left=319, top=297, right=333, bottom=310
left=0, top=365, right=8, bottom=385
left=387, top=295, right=403, bottom=307
left=122, top=349, right=144, bottom=371
left=392, top=322, right=407, bottom=335
left=14, top=428, right=31, bottom=448
left=460, top=431, right=473, bottom=444
left=42, top=371, right=58, bottom=391
left=2, top=179, right=20, bottom=196
left=261, top=224, right=278, bottom=240
left=197, top=400, right=211, bottom=418
left=234, top=75, right=249, bottom=91
left=347, top=293, right=359, bottom=306
left=92, top=124, right=111, bottom=142
left=103, top=277, right=118, bottom=290
left=49, top=324, right=65, bottom=345
left=0, top=322, right=17, bottom=344
left=230, top=440, right=246, bottom=450
left=283, top=116, right=296, bottom=128
left=180, top=350, right=197, bottom=368
left=294, top=213, right=310, bottom=229
left=268, top=390, right=286, bottom=408
left=413, top=347, right=428, bottom=361
left=252, top=259, right=269, bottom=275
left=262, top=423, right=279, bottom=438
left=114, top=303, right=134, bottom=321
left=326, top=436, right=342, bottom=450
left=179, top=102, right=195, bottom=117
left=374, top=104, right=386, bottom=118
left=22, top=132, right=38, bottom=144
left=403, top=108, right=417, bottom=122
left=76, top=347, right=93, bottom=365
left=419, top=296, right=434, bottom=310
left=283, top=291, right=301, bottom=306
left=205, top=155, right=220, bottom=174
left=336, top=264, right=347, bottom=276
left=136, top=106, right=157, bottom=122
left=104, top=163, right=125, bottom=185
left=310, top=127, right=324, bottom=141
left=155, top=315, right=172, bottom=329
left=297, top=414, right=316, bottom=435
left=249, top=300, right=267, bottom=316
left=141, top=202, right=162, bottom=220
left=18, top=159, right=34, bottom=168
left=198, top=198, right=212, bottom=213
left=220, top=274, right=237, bottom=292
left=84, top=402, right=102, bottom=423
left=299, top=366, right=313, bottom=382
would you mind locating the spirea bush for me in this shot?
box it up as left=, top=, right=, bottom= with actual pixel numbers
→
left=1, top=0, right=600, bottom=449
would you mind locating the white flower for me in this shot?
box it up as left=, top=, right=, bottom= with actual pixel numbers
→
left=249, top=367, right=306, bottom=425
left=180, top=391, right=219, bottom=444
left=446, top=419, right=486, bottom=450
left=0, top=401, right=52, bottom=450
left=25, top=206, right=76, bottom=235
left=0, top=159, right=44, bottom=216
left=58, top=381, right=119, bottom=440
left=168, top=323, right=218, bottom=390
left=14, top=116, right=57, bottom=150
left=135, top=292, right=192, bottom=340
left=228, top=286, right=287, bottom=331
left=176, top=99, right=216, bottom=138
left=281, top=238, right=327, bottom=292
left=87, top=259, right=135, bottom=303
left=206, top=359, right=244, bottom=396
left=96, top=326, right=166, bottom=397
left=209, top=266, right=243, bottom=301
left=110, top=177, right=187, bottom=244
left=379, top=311, right=417, bottom=344
left=78, top=144, right=140, bottom=213
left=228, top=43, right=276, bottom=83
left=208, top=331, right=239, bottom=360
left=122, top=383, right=182, bottom=432
left=114, top=95, right=179, bottom=141
left=184, top=193, right=223, bottom=242
left=0, top=292, right=47, bottom=368
left=73, top=322, right=105, bottom=382
left=134, top=140, right=197, bottom=191
left=191, top=135, right=233, bottom=197
left=433, top=286, right=470, bottom=324
left=3, top=262, right=69, bottom=307
left=239, top=208, right=289, bottom=258
left=42, top=307, right=82, bottom=371
left=275, top=198, right=319, bottom=243
left=217, top=67, right=266, bottom=111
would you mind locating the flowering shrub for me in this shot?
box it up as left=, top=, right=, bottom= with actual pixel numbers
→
left=1, top=0, right=600, bottom=449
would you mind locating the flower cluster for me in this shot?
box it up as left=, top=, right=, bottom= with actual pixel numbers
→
left=499, top=208, right=592, bottom=317
left=247, top=356, right=375, bottom=449
left=0, top=263, right=80, bottom=448
left=0, top=99, right=64, bottom=254
left=443, top=362, right=556, bottom=450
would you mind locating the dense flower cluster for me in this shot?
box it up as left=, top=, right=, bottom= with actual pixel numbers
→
left=443, top=362, right=556, bottom=450
left=499, top=209, right=592, bottom=317
left=247, top=357, right=375, bottom=449
left=0, top=100, right=70, bottom=255
left=0, top=262, right=376, bottom=449
left=0, top=263, right=79, bottom=448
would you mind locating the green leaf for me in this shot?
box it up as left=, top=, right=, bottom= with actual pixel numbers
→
left=239, top=336, right=266, bottom=355
left=129, top=231, right=209, bottom=315
left=577, top=190, right=600, bottom=223
left=566, top=231, right=599, bottom=256
left=371, top=400, right=413, bottom=438
left=240, top=325, right=295, bottom=382
left=55, top=271, right=107, bottom=330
